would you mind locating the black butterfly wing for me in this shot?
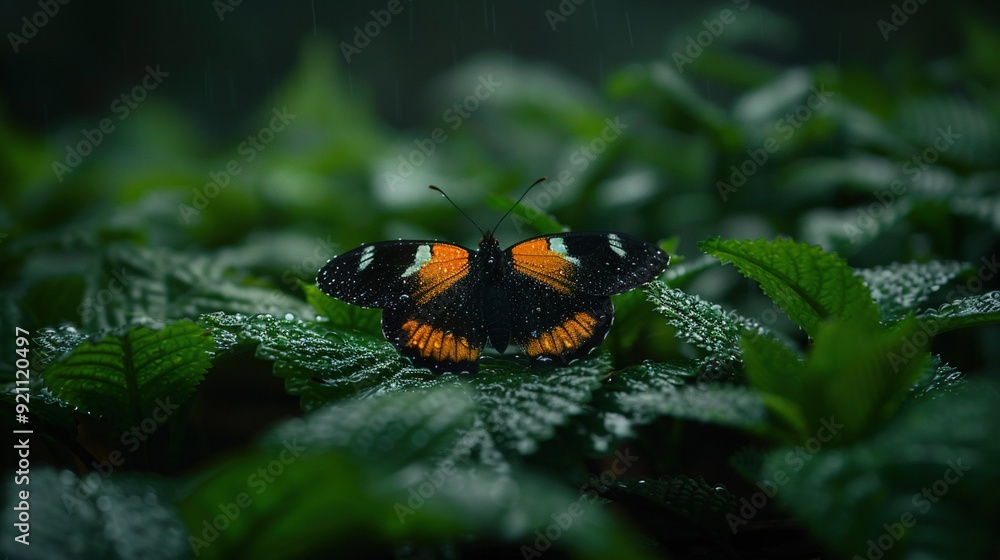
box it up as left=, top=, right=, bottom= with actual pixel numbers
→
left=317, top=240, right=486, bottom=373
left=502, top=232, right=668, bottom=363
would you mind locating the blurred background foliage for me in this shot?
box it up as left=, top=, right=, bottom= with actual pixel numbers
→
left=2, top=1, right=1000, bottom=559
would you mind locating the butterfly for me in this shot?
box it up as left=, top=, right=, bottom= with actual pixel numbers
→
left=316, top=178, right=669, bottom=373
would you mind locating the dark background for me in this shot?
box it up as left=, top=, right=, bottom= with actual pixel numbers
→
left=2, top=0, right=991, bottom=139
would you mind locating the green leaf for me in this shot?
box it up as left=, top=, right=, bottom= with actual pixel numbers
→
left=762, top=380, right=1000, bottom=559
left=42, top=320, right=213, bottom=432
left=203, top=313, right=615, bottom=459
left=857, top=260, right=971, bottom=321
left=467, top=355, right=611, bottom=455
left=261, top=385, right=476, bottom=468
left=908, top=356, right=965, bottom=400
left=700, top=237, right=881, bottom=335
left=202, top=313, right=439, bottom=408
left=0, top=468, right=188, bottom=560
left=744, top=317, right=931, bottom=445
left=607, top=361, right=769, bottom=434
left=916, top=291, right=1000, bottom=334
left=300, top=280, right=381, bottom=337
left=645, top=281, right=758, bottom=365
left=740, top=331, right=809, bottom=439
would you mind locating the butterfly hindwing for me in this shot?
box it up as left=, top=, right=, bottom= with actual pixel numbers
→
left=504, top=267, right=614, bottom=363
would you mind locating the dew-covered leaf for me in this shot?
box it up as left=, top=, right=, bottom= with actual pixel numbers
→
left=916, top=291, right=1000, bottom=334
left=467, top=355, right=612, bottom=455
left=857, top=261, right=971, bottom=321
left=908, top=356, right=965, bottom=400
left=700, top=237, right=881, bottom=335
left=645, top=281, right=759, bottom=364
left=42, top=320, right=214, bottom=432
left=201, top=313, right=615, bottom=459
left=260, top=384, right=476, bottom=469
left=607, top=361, right=768, bottom=434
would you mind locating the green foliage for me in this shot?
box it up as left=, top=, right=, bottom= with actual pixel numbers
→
left=43, top=320, right=214, bottom=433
left=3, top=10, right=1000, bottom=559
left=762, top=379, right=1000, bottom=560
left=701, top=237, right=882, bottom=335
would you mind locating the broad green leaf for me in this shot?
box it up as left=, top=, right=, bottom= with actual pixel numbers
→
left=700, top=237, right=881, bottom=335
left=607, top=361, right=768, bottom=434
left=645, top=281, right=759, bottom=365
left=857, top=261, right=971, bottom=321
left=740, top=331, right=809, bottom=438
left=743, top=316, right=931, bottom=445
left=0, top=468, right=188, bottom=560
left=762, top=380, right=1000, bottom=560
left=207, top=313, right=434, bottom=408
left=43, top=320, right=213, bottom=432
left=261, top=385, right=476, bottom=468
left=916, top=291, right=1000, bottom=334
left=203, top=313, right=615, bottom=459
left=467, top=355, right=611, bottom=455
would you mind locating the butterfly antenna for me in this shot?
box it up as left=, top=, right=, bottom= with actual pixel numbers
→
left=490, top=176, right=547, bottom=233
left=429, top=185, right=486, bottom=237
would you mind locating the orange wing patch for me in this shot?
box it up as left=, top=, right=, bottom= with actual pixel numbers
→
left=412, top=244, right=470, bottom=304
left=510, top=238, right=575, bottom=294
left=524, top=312, right=598, bottom=358
left=401, top=319, right=480, bottom=363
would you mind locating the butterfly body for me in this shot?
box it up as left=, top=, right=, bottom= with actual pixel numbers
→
left=318, top=230, right=668, bottom=374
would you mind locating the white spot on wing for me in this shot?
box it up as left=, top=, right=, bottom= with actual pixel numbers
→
left=402, top=244, right=432, bottom=277
left=549, top=237, right=581, bottom=265
left=608, top=234, right=627, bottom=258
left=358, top=245, right=376, bottom=271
